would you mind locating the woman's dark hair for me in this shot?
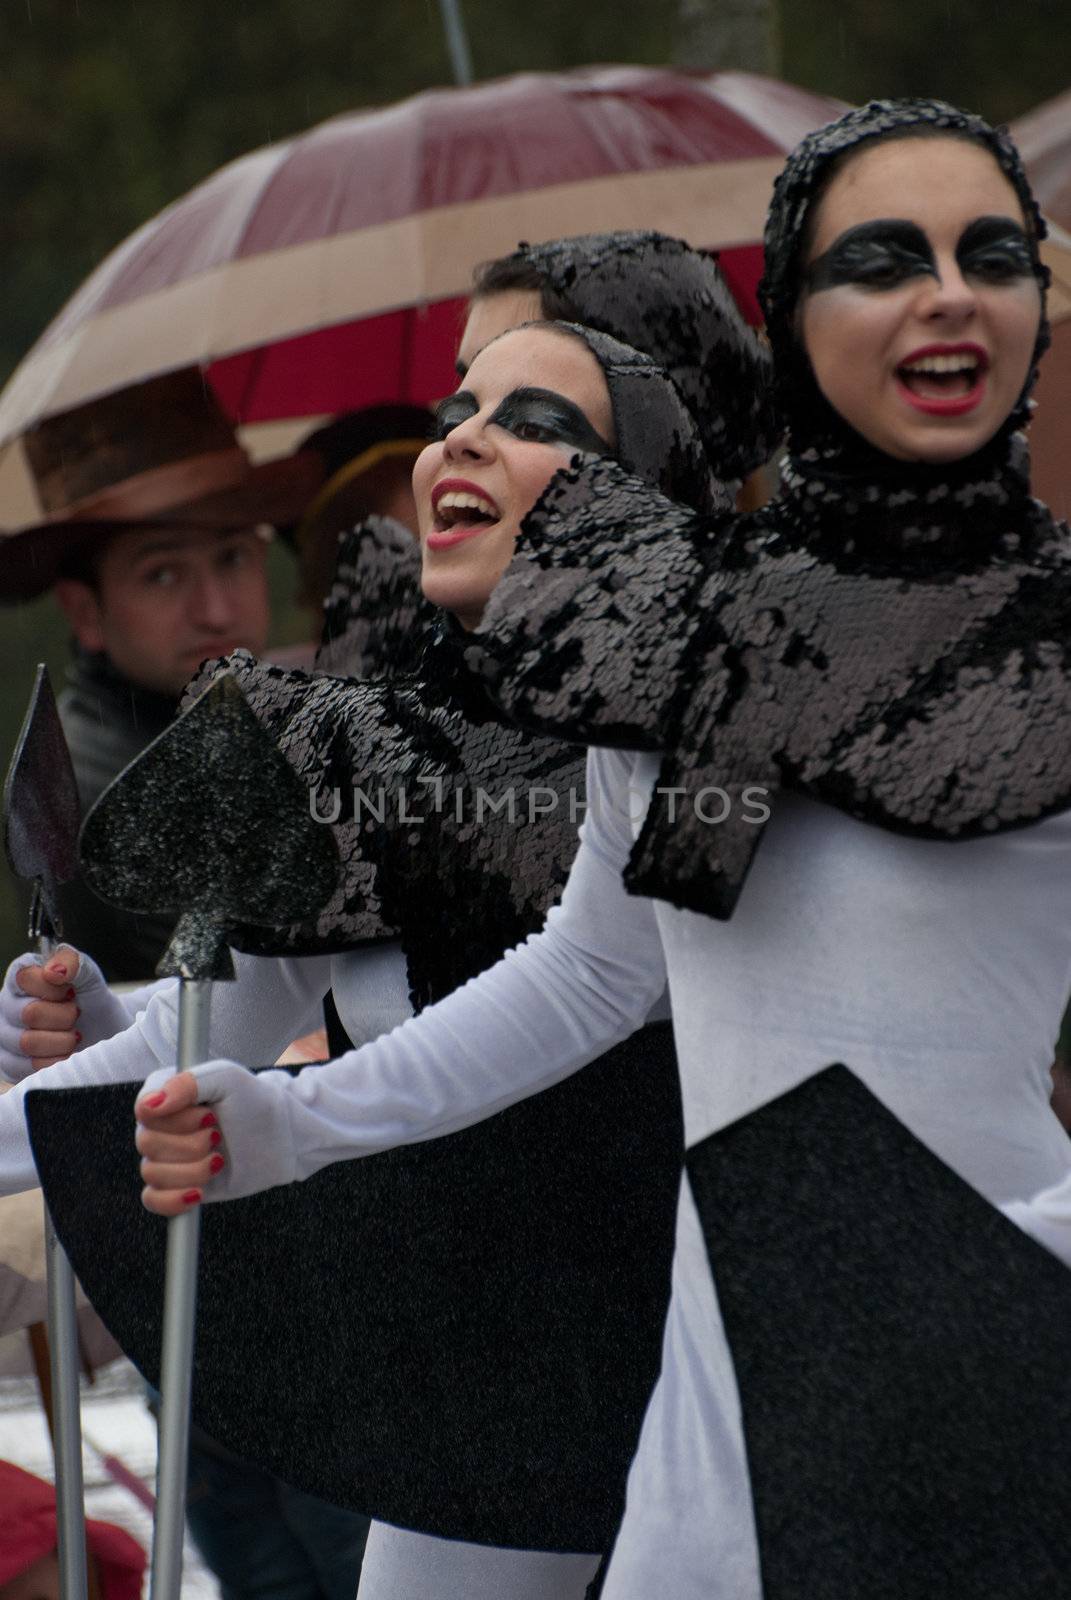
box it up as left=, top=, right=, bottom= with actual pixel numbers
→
left=469, top=252, right=576, bottom=321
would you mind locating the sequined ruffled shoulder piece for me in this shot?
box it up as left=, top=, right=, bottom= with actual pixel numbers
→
left=176, top=318, right=727, bottom=972
left=465, top=453, right=1071, bottom=919
left=181, top=633, right=587, bottom=988
left=315, top=515, right=432, bottom=680
left=514, top=230, right=779, bottom=481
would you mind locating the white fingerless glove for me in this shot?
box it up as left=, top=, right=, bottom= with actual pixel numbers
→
left=140, top=1060, right=299, bottom=1201
left=0, top=950, right=165, bottom=1085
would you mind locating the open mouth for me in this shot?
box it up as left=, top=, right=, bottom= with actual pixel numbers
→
left=428, top=482, right=502, bottom=547
left=896, top=346, right=989, bottom=411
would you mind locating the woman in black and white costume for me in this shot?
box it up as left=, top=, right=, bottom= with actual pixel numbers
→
left=0, top=304, right=760, bottom=1599
left=9, top=104, right=1071, bottom=1593
left=117, top=100, right=1071, bottom=1595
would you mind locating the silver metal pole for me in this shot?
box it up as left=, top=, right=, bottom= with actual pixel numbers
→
left=45, top=1211, right=88, bottom=1600
left=149, top=978, right=211, bottom=1600
left=437, top=0, right=474, bottom=86
left=37, top=930, right=88, bottom=1600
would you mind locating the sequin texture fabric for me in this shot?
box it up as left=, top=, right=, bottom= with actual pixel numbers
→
left=467, top=451, right=1071, bottom=920
left=511, top=230, right=779, bottom=481
left=182, top=323, right=723, bottom=967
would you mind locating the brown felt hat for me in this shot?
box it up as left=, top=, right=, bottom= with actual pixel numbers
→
left=0, top=368, right=323, bottom=600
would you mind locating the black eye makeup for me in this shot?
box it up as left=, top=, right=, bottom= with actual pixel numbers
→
left=488, top=387, right=613, bottom=453
left=803, top=214, right=1037, bottom=295
left=803, top=220, right=935, bottom=293
left=956, top=216, right=1035, bottom=282
left=433, top=392, right=479, bottom=438
left=433, top=386, right=613, bottom=455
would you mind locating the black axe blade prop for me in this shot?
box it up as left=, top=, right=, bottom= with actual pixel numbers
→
left=78, top=672, right=340, bottom=1600
left=3, top=663, right=80, bottom=944
left=2, top=664, right=90, bottom=1600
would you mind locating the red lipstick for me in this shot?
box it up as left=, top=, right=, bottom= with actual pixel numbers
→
left=427, top=478, right=502, bottom=551
left=895, top=343, right=990, bottom=417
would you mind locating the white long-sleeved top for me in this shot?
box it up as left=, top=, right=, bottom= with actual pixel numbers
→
left=0, top=941, right=414, bottom=1195
left=7, top=744, right=1069, bottom=1213
left=103, top=740, right=1069, bottom=1215
left=3, top=744, right=1069, bottom=1597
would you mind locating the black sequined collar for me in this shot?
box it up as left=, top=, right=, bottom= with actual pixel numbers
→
left=775, top=427, right=1040, bottom=573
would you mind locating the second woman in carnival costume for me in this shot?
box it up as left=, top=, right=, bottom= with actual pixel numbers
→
left=0, top=243, right=773, bottom=1599
left=130, top=100, right=1071, bottom=1596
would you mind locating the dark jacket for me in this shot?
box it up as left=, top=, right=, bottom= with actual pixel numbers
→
left=56, top=649, right=177, bottom=981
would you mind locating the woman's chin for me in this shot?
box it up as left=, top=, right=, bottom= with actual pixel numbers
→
left=420, top=571, right=492, bottom=629
left=857, top=415, right=1005, bottom=467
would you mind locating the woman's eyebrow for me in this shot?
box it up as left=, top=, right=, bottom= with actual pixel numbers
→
left=957, top=215, right=1031, bottom=250
left=491, top=386, right=614, bottom=452
left=498, top=385, right=579, bottom=407
left=803, top=219, right=933, bottom=289
left=829, top=218, right=931, bottom=250
left=434, top=389, right=478, bottom=418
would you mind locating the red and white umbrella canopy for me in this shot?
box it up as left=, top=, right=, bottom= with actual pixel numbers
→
left=0, top=66, right=850, bottom=460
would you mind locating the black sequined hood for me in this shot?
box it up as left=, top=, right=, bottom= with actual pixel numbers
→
left=553, top=322, right=725, bottom=516
left=507, top=230, right=778, bottom=482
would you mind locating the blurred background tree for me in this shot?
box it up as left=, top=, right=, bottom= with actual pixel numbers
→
left=2, top=0, right=1068, bottom=959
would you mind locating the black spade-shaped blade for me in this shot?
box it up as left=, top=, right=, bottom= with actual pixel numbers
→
left=687, top=1066, right=1071, bottom=1600
left=3, top=664, right=81, bottom=941
left=79, top=674, right=339, bottom=979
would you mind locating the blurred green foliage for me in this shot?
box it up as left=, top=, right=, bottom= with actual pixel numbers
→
left=781, top=0, right=1070, bottom=124
left=2, top=0, right=1068, bottom=964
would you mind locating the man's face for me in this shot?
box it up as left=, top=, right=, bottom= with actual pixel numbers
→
left=55, top=525, right=272, bottom=696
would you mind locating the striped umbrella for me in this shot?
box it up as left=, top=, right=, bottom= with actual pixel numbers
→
left=3, top=67, right=1068, bottom=527
left=0, top=67, right=849, bottom=508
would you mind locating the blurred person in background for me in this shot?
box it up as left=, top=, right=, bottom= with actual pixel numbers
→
left=1, top=368, right=319, bottom=982
left=457, top=233, right=780, bottom=511
left=277, top=404, right=432, bottom=641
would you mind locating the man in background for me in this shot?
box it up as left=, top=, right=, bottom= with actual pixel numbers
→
left=1, top=368, right=319, bottom=978
left=0, top=368, right=371, bottom=1600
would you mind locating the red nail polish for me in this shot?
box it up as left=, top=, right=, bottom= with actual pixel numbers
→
left=65, top=988, right=76, bottom=1001
left=73, top=1031, right=82, bottom=1044
left=199, top=1112, right=218, bottom=1129
left=209, top=1153, right=225, bottom=1174
left=182, top=1190, right=202, bottom=1206
left=143, top=1091, right=167, bottom=1109
left=209, top=1129, right=222, bottom=1148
